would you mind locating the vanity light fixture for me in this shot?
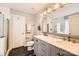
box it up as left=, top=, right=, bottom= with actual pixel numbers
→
left=42, top=3, right=67, bottom=16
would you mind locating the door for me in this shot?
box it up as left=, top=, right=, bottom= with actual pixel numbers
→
left=11, top=14, right=25, bottom=49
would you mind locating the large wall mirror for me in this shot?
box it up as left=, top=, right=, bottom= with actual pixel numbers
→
left=42, top=12, right=79, bottom=36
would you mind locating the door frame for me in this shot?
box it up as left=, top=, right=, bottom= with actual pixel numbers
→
left=9, top=14, right=26, bottom=49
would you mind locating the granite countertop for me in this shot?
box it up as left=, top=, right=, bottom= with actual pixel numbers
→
left=34, top=35, right=79, bottom=56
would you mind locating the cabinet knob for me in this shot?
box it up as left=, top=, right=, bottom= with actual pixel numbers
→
left=36, top=40, right=38, bottom=41
left=57, top=53, right=60, bottom=56
left=57, top=53, right=64, bottom=56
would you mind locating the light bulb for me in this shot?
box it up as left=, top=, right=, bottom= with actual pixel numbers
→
left=43, top=10, right=47, bottom=15
left=47, top=8, right=51, bottom=13
left=40, top=13, right=43, bottom=16
left=54, top=3, right=60, bottom=9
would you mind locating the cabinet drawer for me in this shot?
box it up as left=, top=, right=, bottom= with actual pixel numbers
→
left=39, top=40, right=49, bottom=50
left=37, top=40, right=49, bottom=56
left=50, top=45, right=58, bottom=56
left=38, top=48, right=48, bottom=56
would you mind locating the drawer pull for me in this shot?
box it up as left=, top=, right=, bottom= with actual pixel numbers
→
left=41, top=42, right=47, bottom=47
left=41, top=49, right=47, bottom=53
left=57, top=53, right=60, bottom=56
left=57, top=53, right=63, bottom=56
left=36, top=40, right=38, bottom=41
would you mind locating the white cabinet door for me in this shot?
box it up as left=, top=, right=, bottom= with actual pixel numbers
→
left=50, top=45, right=58, bottom=56
left=10, top=14, right=25, bottom=49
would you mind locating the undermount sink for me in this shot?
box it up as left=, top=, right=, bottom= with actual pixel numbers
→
left=55, top=40, right=66, bottom=45
left=55, top=39, right=71, bottom=45
left=55, top=39, right=64, bottom=43
left=58, top=40, right=75, bottom=48
left=56, top=40, right=62, bottom=43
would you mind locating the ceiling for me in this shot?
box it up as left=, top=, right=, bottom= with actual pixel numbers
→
left=0, top=3, right=49, bottom=14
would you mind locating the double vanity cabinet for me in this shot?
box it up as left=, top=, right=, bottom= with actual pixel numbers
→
left=34, top=37, right=58, bottom=56
left=34, top=36, right=75, bottom=56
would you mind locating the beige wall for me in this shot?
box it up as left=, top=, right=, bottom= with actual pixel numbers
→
left=69, top=13, right=79, bottom=35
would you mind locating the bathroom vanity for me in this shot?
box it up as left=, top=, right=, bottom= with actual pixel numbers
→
left=34, top=35, right=79, bottom=56
left=34, top=4, right=79, bottom=56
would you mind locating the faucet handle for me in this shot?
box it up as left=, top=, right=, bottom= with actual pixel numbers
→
left=63, top=38, right=66, bottom=41
left=63, top=37, right=68, bottom=41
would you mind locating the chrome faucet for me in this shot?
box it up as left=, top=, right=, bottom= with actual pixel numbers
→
left=67, top=33, right=71, bottom=41
left=67, top=36, right=71, bottom=41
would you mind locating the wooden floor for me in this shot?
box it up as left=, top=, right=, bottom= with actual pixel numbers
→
left=8, top=46, right=36, bottom=56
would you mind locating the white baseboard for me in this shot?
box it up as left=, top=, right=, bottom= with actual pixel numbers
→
left=5, top=48, right=12, bottom=56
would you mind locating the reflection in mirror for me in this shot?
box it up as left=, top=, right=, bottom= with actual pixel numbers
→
left=42, top=16, right=47, bottom=33
left=56, top=16, right=69, bottom=34
left=47, top=14, right=55, bottom=33
left=49, top=21, right=54, bottom=33
left=57, top=20, right=69, bottom=34
left=42, top=15, right=69, bottom=35
left=47, top=19, right=54, bottom=33
left=42, top=14, right=70, bottom=35
left=45, top=15, right=69, bottom=34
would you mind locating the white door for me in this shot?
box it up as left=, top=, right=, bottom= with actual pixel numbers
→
left=11, top=14, right=25, bottom=49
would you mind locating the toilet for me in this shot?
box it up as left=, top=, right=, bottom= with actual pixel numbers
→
left=25, top=41, right=34, bottom=51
